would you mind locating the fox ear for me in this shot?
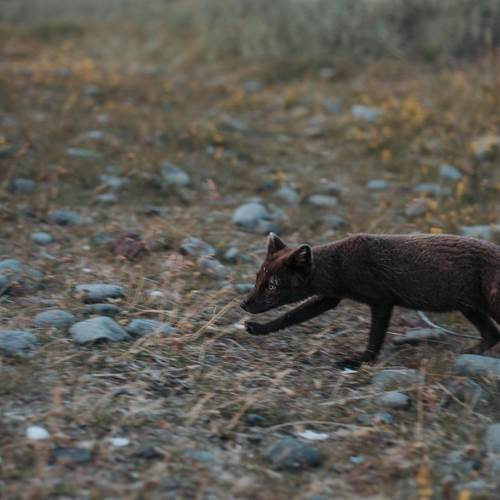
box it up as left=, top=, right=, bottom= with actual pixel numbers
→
left=267, top=232, right=286, bottom=255
left=288, top=244, right=313, bottom=272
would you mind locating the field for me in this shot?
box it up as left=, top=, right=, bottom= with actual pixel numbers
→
left=1, top=6, right=500, bottom=499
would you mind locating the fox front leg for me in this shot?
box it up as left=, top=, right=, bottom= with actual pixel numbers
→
left=245, top=295, right=340, bottom=336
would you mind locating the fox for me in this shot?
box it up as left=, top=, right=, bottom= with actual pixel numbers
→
left=240, top=232, right=500, bottom=369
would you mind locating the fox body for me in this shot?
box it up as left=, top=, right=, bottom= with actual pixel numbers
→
left=240, top=233, right=500, bottom=369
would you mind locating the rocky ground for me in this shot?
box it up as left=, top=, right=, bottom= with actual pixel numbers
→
left=1, top=29, right=500, bottom=499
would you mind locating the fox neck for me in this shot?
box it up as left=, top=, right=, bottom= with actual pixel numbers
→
left=308, top=244, right=341, bottom=295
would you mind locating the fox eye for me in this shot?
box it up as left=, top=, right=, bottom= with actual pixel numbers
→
left=267, top=279, right=278, bottom=290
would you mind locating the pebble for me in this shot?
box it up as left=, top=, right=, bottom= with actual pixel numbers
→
left=140, top=205, right=169, bottom=217
left=65, top=147, right=101, bottom=159
left=404, top=198, right=431, bottom=219
left=48, top=209, right=81, bottom=226
left=51, top=447, right=92, bottom=464
left=232, top=202, right=279, bottom=234
left=454, top=354, right=500, bottom=377
left=351, top=105, right=383, bottom=122
left=95, top=193, right=118, bottom=204
left=379, top=391, right=411, bottom=410
left=322, top=98, right=342, bottom=114
left=33, top=309, right=75, bottom=328
left=70, top=317, right=130, bottom=344
left=126, top=319, right=175, bottom=336
left=275, top=186, right=300, bottom=205
left=110, top=437, right=130, bottom=447
left=439, top=164, right=463, bottom=181
left=31, top=231, right=54, bottom=245
left=10, top=178, right=36, bottom=194
left=74, top=284, right=126, bottom=303
left=99, top=174, right=129, bottom=191
left=83, top=303, right=122, bottom=317
left=92, top=233, right=114, bottom=247
left=414, top=183, right=451, bottom=197
left=485, top=423, right=500, bottom=454
left=183, top=449, right=215, bottom=463
left=366, top=179, right=389, bottom=191
left=460, top=224, right=500, bottom=241
left=356, top=412, right=395, bottom=425
left=446, top=378, right=488, bottom=405
left=264, top=437, right=322, bottom=470
left=180, top=236, right=215, bottom=258
left=26, top=425, right=50, bottom=440
left=244, top=413, right=266, bottom=426
left=322, top=214, right=347, bottom=229
left=197, top=256, right=227, bottom=280
left=160, top=162, right=191, bottom=187
left=0, top=331, right=38, bottom=357
left=234, top=284, right=254, bottom=294
left=372, top=368, right=421, bottom=389
left=223, top=247, right=241, bottom=264
left=307, top=194, right=338, bottom=208
left=393, top=327, right=444, bottom=345
left=0, top=274, right=9, bottom=293
left=0, top=259, right=43, bottom=295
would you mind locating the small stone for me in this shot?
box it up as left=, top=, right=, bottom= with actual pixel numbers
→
left=275, top=186, right=300, bottom=205
left=322, top=98, right=342, bottom=114
left=95, top=193, right=118, bottom=204
left=0, top=274, right=9, bottom=293
left=10, top=179, right=36, bottom=194
left=454, top=480, right=489, bottom=494
left=180, top=236, right=215, bottom=258
left=66, top=147, right=101, bottom=159
left=234, top=284, right=254, bottom=294
left=265, top=437, right=322, bottom=470
left=48, top=210, right=81, bottom=226
left=372, top=369, right=421, bottom=389
left=26, top=425, right=50, bottom=440
left=414, top=183, right=451, bottom=197
left=404, top=198, right=431, bottom=219
left=307, top=195, right=338, bottom=208
left=197, top=256, right=227, bottom=280
left=51, top=447, right=92, bottom=464
left=134, top=447, right=164, bottom=460
left=393, top=327, right=444, bottom=345
left=232, top=202, right=279, bottom=234
left=223, top=247, right=240, bottom=264
left=83, top=304, right=122, bottom=317
left=244, top=413, right=266, bottom=426
left=99, top=174, right=129, bottom=191
left=182, top=449, right=215, bottom=463
left=356, top=412, right=395, bottom=425
left=350, top=455, right=365, bottom=465
left=91, top=233, right=114, bottom=247
left=0, top=331, right=38, bottom=357
left=243, top=80, right=262, bottom=93
left=31, top=232, right=54, bottom=245
left=0, top=259, right=43, bottom=295
left=454, top=354, right=500, bottom=377
left=74, top=284, right=126, bottom=303
left=33, top=309, right=75, bottom=329
left=440, top=164, right=463, bottom=181
left=460, top=224, right=500, bottom=241
left=351, top=105, right=383, bottom=122
left=317, top=179, right=344, bottom=196
left=140, top=205, right=169, bottom=217
left=380, top=391, right=411, bottom=410
left=322, top=214, right=347, bottom=229
left=110, top=437, right=129, bottom=447
left=0, top=259, right=24, bottom=273
left=126, top=319, right=175, bottom=336
left=485, top=423, right=500, bottom=454
left=446, top=378, right=488, bottom=405
left=160, top=162, right=191, bottom=188
left=70, top=317, right=130, bottom=344
left=319, top=67, right=336, bottom=79
left=366, top=179, right=389, bottom=191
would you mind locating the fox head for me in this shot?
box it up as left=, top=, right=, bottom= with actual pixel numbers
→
left=240, top=233, right=315, bottom=314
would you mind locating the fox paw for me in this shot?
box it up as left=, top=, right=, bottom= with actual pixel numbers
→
left=335, top=358, right=362, bottom=371
left=245, top=321, right=269, bottom=336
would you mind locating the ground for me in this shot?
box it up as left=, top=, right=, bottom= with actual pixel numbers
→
left=1, top=27, right=500, bottom=500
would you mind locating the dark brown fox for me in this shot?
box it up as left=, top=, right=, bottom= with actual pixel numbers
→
left=240, top=233, right=500, bottom=369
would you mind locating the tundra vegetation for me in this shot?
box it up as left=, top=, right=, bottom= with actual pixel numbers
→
left=1, top=1, right=500, bottom=498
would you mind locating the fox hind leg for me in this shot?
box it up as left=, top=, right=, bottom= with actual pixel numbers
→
left=462, top=309, right=500, bottom=354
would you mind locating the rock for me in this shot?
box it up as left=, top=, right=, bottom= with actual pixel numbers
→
left=126, top=319, right=175, bottom=336
left=31, top=232, right=54, bottom=245
left=366, top=179, right=389, bottom=191
left=95, top=193, right=118, bottom=204
left=351, top=105, right=383, bottom=123
left=454, top=480, right=489, bottom=494
left=91, top=233, right=114, bottom=247
left=275, top=186, right=300, bottom=205
left=317, top=180, right=344, bottom=196
left=414, top=183, right=451, bottom=197
left=460, top=224, right=500, bottom=241
left=83, top=304, right=122, bottom=317
left=33, top=309, right=75, bottom=329
left=183, top=449, right=215, bottom=463
left=485, top=424, right=500, bottom=454
left=70, top=317, right=130, bottom=344
left=234, top=284, right=254, bottom=294
left=319, top=66, right=336, bottom=79
left=245, top=413, right=266, bottom=426
left=470, top=134, right=500, bottom=160
left=99, top=174, right=130, bottom=191
left=393, top=327, right=444, bottom=345
left=439, top=164, right=463, bottom=181
left=48, top=210, right=81, bottom=226
left=232, top=202, right=279, bottom=234
left=454, top=355, right=500, bottom=377
left=243, top=80, right=262, bottom=93
left=51, top=447, right=92, bottom=464
left=0, top=144, right=16, bottom=158
left=110, top=437, right=130, bottom=447
left=404, top=198, right=431, bottom=219
left=307, top=195, right=338, bottom=208
left=446, top=378, right=488, bottom=405
left=74, top=284, right=126, bottom=303
left=356, top=412, right=395, bottom=425
left=180, top=236, right=215, bottom=258
left=0, top=274, right=9, bottom=293
left=26, top=426, right=50, bottom=440
left=140, top=205, right=169, bottom=217
left=0, top=330, right=38, bottom=357
left=134, top=447, right=164, bottom=460
left=350, top=455, right=365, bottom=465
left=160, top=163, right=191, bottom=188
left=322, top=214, right=347, bottom=229
left=0, top=259, right=43, bottom=295
left=265, top=437, right=322, bottom=470
left=197, top=256, right=227, bottom=280
left=65, top=147, right=101, bottom=159
left=10, top=178, right=36, bottom=194
left=372, top=369, right=421, bottom=389
left=322, top=98, right=342, bottom=114
left=223, top=247, right=240, bottom=264
left=380, top=391, right=411, bottom=410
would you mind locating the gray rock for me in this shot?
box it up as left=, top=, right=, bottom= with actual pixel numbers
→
left=454, top=480, right=489, bottom=494
left=232, top=202, right=279, bottom=234
left=234, top=284, right=254, bottom=294
left=439, top=164, right=463, bottom=181
left=485, top=424, right=500, bottom=454
left=243, top=80, right=262, bottom=93
left=0, top=144, right=16, bottom=158
left=414, top=183, right=451, bottom=196
left=33, top=309, right=75, bottom=328
left=31, top=231, right=54, bottom=245
left=404, top=198, right=430, bottom=219
left=372, top=368, right=421, bottom=389
left=223, top=247, right=240, bottom=264
left=160, top=163, right=191, bottom=188
left=91, top=233, right=114, bottom=247
left=356, top=412, right=395, bottom=425
left=446, top=378, right=488, bottom=405
left=380, top=391, right=411, bottom=410
left=275, top=186, right=300, bottom=205
left=454, top=354, right=500, bottom=377
left=66, top=147, right=101, bottom=159
left=317, top=180, right=344, bottom=196
left=99, top=174, right=129, bottom=191
left=180, top=237, right=215, bottom=258
left=245, top=413, right=266, bottom=426
left=51, top=447, right=92, bottom=465
left=182, top=449, right=215, bottom=463
left=140, top=205, right=169, bottom=217
left=0, top=330, right=38, bottom=357
left=198, top=256, right=227, bottom=280
left=460, top=224, right=500, bottom=241
left=10, top=179, right=36, bottom=194
left=393, top=327, right=444, bottom=346
left=126, top=319, right=175, bottom=336
left=322, top=98, right=342, bottom=114
left=351, top=105, right=383, bottom=123
left=265, top=437, right=322, bottom=470
left=0, top=259, right=43, bottom=295
left=83, top=304, right=122, bottom=317
left=0, top=274, right=9, bottom=293
left=322, top=214, right=347, bottom=229
left=74, top=284, right=126, bottom=304
left=95, top=193, right=118, bottom=204
left=366, top=179, right=389, bottom=191
left=0, top=259, right=24, bottom=273
left=307, top=195, right=338, bottom=208
left=48, top=210, right=81, bottom=226
left=70, top=317, right=130, bottom=344
left=319, top=66, right=336, bottom=79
